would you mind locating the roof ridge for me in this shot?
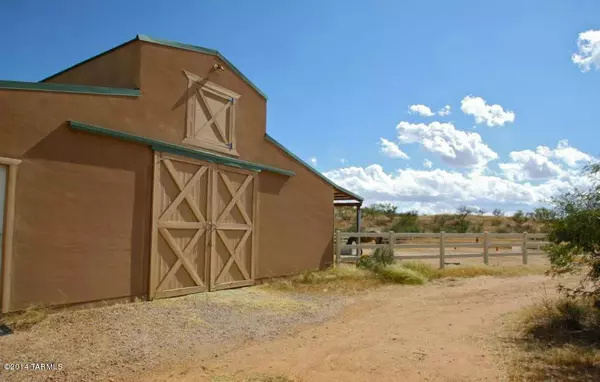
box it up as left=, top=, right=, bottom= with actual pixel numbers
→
left=137, top=35, right=267, bottom=100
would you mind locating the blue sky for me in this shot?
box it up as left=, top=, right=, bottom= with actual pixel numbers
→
left=2, top=0, right=599, bottom=213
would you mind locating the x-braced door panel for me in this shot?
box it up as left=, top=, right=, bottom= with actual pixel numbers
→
left=151, top=155, right=211, bottom=299
left=150, top=154, right=257, bottom=299
left=210, top=165, right=256, bottom=291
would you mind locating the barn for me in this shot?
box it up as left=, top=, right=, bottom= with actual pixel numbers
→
left=0, top=35, right=363, bottom=312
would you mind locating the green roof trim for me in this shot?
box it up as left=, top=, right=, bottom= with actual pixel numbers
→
left=265, top=134, right=364, bottom=202
left=39, top=35, right=266, bottom=100
left=68, top=121, right=295, bottom=177
left=0, top=80, right=140, bottom=96
left=137, top=35, right=267, bottom=100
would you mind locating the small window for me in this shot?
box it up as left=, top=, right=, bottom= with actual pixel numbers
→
left=183, top=71, right=241, bottom=156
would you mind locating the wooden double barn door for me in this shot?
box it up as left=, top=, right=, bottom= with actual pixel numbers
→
left=149, top=153, right=257, bottom=299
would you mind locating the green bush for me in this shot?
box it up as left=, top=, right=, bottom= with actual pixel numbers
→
left=356, top=248, right=395, bottom=270
left=391, top=210, right=421, bottom=233
left=373, top=247, right=395, bottom=267
left=356, top=254, right=377, bottom=270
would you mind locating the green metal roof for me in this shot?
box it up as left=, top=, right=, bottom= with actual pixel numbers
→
left=0, top=80, right=140, bottom=96
left=69, top=121, right=295, bottom=177
left=265, top=134, right=364, bottom=202
left=136, top=35, right=267, bottom=100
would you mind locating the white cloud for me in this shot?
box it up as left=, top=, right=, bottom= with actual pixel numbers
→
left=460, top=96, right=515, bottom=127
left=408, top=104, right=435, bottom=117
left=423, top=159, right=433, bottom=168
left=572, top=29, right=600, bottom=72
left=438, top=105, right=451, bottom=116
left=340, top=158, right=346, bottom=164
left=500, top=140, right=593, bottom=181
left=552, top=139, right=593, bottom=167
left=499, top=150, right=564, bottom=181
left=324, top=164, right=592, bottom=214
left=309, top=157, right=317, bottom=166
left=396, top=121, right=498, bottom=167
left=379, top=138, right=409, bottom=159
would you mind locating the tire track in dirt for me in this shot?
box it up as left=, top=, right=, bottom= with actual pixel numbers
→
left=147, top=275, right=561, bottom=381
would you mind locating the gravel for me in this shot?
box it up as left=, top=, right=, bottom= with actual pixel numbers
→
left=0, top=287, right=346, bottom=382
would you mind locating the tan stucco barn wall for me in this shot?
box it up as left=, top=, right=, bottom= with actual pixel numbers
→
left=0, top=89, right=152, bottom=310
left=0, top=40, right=334, bottom=310
left=43, top=41, right=141, bottom=89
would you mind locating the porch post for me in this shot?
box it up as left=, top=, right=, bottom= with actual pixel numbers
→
left=356, top=204, right=362, bottom=232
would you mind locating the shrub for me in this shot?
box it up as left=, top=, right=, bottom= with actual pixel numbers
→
left=356, top=248, right=395, bottom=270
left=372, top=248, right=395, bottom=267
left=546, top=163, right=600, bottom=300
left=510, top=298, right=600, bottom=381
left=495, top=225, right=511, bottom=233
left=362, top=202, right=397, bottom=217
left=356, top=254, right=377, bottom=270
left=391, top=210, right=420, bottom=233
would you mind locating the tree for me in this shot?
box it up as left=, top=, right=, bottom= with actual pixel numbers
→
left=512, top=210, right=528, bottom=224
left=492, top=208, right=504, bottom=217
left=363, top=202, right=397, bottom=217
left=532, top=207, right=557, bottom=222
left=512, top=210, right=529, bottom=232
left=454, top=205, right=476, bottom=233
left=546, top=164, right=600, bottom=299
left=391, top=210, right=420, bottom=233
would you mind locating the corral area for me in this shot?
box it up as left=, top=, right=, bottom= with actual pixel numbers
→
left=1, top=259, right=578, bottom=382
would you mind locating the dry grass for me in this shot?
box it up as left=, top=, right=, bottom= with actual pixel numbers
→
left=212, top=373, right=299, bottom=382
left=506, top=298, right=600, bottom=381
left=0, top=305, right=49, bottom=330
left=263, top=261, right=545, bottom=294
left=397, top=261, right=547, bottom=280
left=262, top=266, right=383, bottom=293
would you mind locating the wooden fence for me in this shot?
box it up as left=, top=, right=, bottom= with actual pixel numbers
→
left=334, top=231, right=549, bottom=268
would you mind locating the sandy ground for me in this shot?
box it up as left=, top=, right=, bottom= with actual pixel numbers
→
left=0, top=290, right=345, bottom=382
left=146, top=274, right=561, bottom=382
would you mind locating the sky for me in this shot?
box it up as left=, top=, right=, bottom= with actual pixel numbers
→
left=1, top=0, right=599, bottom=214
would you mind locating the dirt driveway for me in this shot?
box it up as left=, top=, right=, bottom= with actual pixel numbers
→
left=147, top=275, right=559, bottom=382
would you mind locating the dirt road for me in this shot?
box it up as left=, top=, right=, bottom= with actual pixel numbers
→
left=147, top=275, right=559, bottom=382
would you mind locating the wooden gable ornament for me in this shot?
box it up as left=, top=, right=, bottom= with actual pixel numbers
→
left=183, top=70, right=241, bottom=156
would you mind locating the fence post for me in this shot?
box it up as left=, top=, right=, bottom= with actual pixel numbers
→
left=335, top=229, right=342, bottom=267
left=483, top=231, right=489, bottom=265
left=388, top=231, right=395, bottom=256
left=439, top=231, right=446, bottom=269
left=522, top=232, right=528, bottom=265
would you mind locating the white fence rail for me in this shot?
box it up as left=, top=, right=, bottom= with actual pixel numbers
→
left=334, top=231, right=548, bottom=268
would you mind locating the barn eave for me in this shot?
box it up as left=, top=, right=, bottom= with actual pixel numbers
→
left=264, top=133, right=363, bottom=203
left=68, top=120, right=295, bottom=176
left=0, top=80, right=140, bottom=97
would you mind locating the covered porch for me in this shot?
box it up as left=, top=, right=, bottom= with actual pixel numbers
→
left=333, top=186, right=363, bottom=232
